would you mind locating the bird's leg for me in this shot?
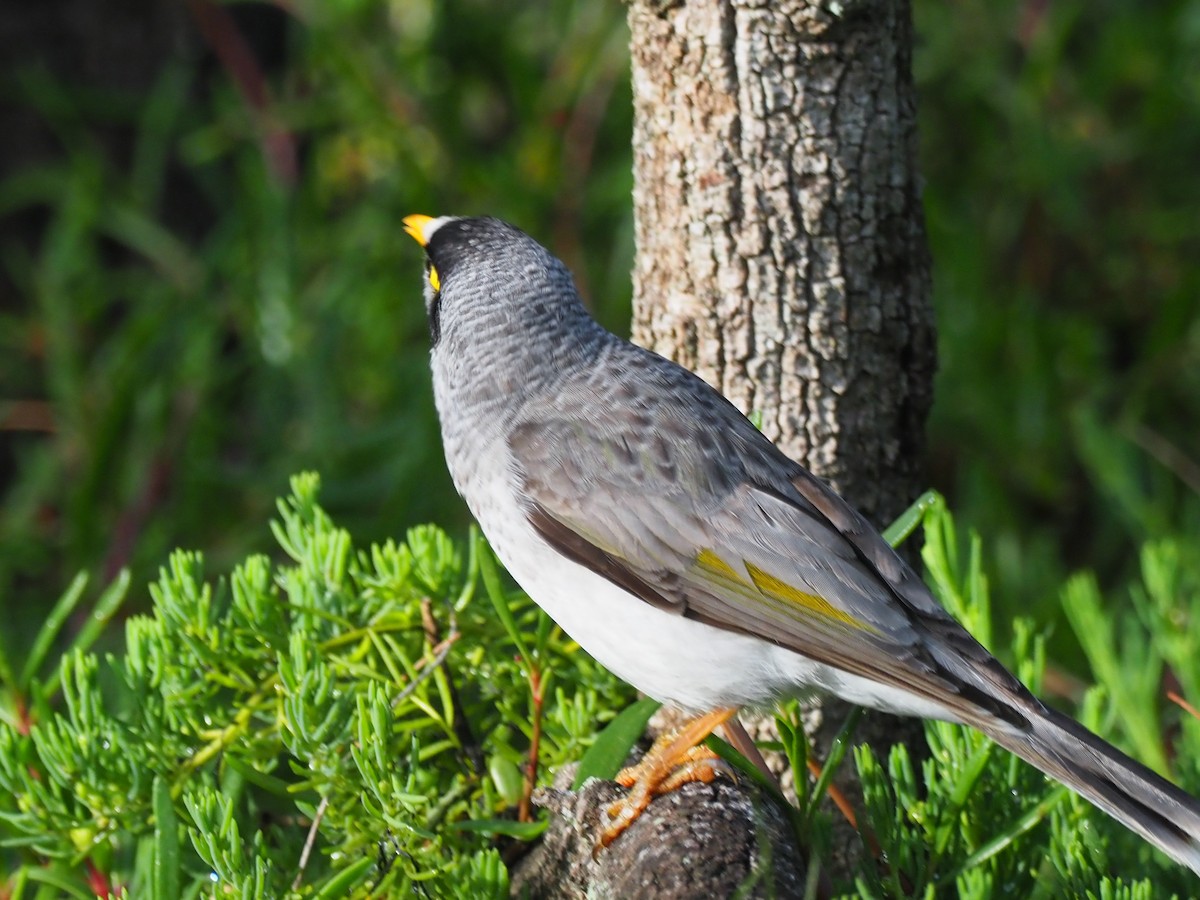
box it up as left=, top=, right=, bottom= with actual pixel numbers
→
left=600, top=707, right=737, bottom=849
left=720, top=715, right=781, bottom=790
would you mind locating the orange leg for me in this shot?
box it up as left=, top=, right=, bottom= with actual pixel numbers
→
left=600, top=707, right=737, bottom=849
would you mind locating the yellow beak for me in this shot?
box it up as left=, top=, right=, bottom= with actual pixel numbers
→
left=403, top=214, right=435, bottom=247
left=403, top=214, right=441, bottom=291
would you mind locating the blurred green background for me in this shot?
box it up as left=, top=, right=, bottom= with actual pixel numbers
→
left=1, top=0, right=1197, bottom=675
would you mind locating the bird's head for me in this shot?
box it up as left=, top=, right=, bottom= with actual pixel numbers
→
left=402, top=215, right=587, bottom=350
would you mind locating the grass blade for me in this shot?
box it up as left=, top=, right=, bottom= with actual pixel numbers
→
left=572, top=697, right=660, bottom=788
left=18, top=571, right=88, bottom=689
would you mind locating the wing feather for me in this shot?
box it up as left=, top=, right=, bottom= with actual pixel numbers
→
left=508, top=375, right=1029, bottom=727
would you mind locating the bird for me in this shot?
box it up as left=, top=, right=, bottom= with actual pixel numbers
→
left=402, top=213, right=1200, bottom=873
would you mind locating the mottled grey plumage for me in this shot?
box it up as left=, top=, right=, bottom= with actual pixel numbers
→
left=405, top=214, right=1200, bottom=875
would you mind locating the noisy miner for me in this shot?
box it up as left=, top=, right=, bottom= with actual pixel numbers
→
left=403, top=214, right=1200, bottom=872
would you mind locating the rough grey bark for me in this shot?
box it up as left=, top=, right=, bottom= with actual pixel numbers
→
left=628, top=0, right=934, bottom=529
left=525, top=0, right=937, bottom=889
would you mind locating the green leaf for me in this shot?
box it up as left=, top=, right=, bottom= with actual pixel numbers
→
left=707, top=734, right=783, bottom=798
left=452, top=817, right=550, bottom=840
left=572, top=697, right=660, bottom=788
left=19, top=863, right=96, bottom=900
left=41, top=569, right=132, bottom=699
left=804, top=706, right=862, bottom=822
left=312, top=857, right=375, bottom=899
left=19, top=571, right=88, bottom=688
left=488, top=754, right=524, bottom=807
left=475, top=528, right=531, bottom=662
left=68, top=568, right=131, bottom=658
left=152, top=776, right=180, bottom=900
left=882, top=490, right=941, bottom=548
left=774, top=702, right=810, bottom=808
left=222, top=756, right=296, bottom=798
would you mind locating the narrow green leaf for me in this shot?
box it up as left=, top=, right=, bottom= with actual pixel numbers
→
left=534, top=608, right=555, bottom=656
left=69, top=568, right=131, bottom=657
left=19, top=571, right=89, bottom=688
left=104, top=203, right=200, bottom=290
left=432, top=663, right=457, bottom=729
left=313, top=857, right=375, bottom=899
left=882, top=490, right=941, bottom=548
left=453, top=817, right=550, bottom=840
left=454, top=528, right=480, bottom=612
left=572, top=697, right=660, bottom=788
left=152, top=776, right=180, bottom=900
left=39, top=569, right=134, bottom=698
left=475, top=528, right=530, bottom=662
left=804, top=706, right=862, bottom=822
left=708, top=735, right=784, bottom=799
left=775, top=707, right=810, bottom=809
left=222, top=756, right=296, bottom=798
left=19, top=864, right=95, bottom=900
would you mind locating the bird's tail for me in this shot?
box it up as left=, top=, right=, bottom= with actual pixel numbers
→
left=982, top=703, right=1200, bottom=876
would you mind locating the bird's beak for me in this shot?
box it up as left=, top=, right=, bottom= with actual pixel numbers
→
left=403, top=214, right=435, bottom=247
left=403, top=214, right=441, bottom=291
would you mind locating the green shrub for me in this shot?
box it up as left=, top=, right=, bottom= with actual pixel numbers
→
left=2, top=481, right=1195, bottom=896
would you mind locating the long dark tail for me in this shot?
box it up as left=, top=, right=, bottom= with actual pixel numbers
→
left=981, top=703, right=1200, bottom=875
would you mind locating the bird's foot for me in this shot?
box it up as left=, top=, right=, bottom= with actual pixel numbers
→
left=598, top=707, right=737, bottom=850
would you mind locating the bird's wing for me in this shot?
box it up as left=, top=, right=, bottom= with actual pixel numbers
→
left=507, top=384, right=1028, bottom=726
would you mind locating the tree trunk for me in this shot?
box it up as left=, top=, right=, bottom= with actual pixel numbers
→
left=629, top=0, right=934, bottom=529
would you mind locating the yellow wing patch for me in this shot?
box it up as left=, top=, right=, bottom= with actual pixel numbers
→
left=743, top=561, right=865, bottom=629
left=694, top=548, right=870, bottom=631
left=695, top=548, right=750, bottom=586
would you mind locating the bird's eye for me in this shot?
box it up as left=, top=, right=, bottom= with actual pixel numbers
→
left=425, top=260, right=441, bottom=293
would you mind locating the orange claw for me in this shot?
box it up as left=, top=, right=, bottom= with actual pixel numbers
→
left=599, top=707, right=738, bottom=849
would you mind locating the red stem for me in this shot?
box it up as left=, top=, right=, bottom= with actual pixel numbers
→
left=518, top=666, right=544, bottom=822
